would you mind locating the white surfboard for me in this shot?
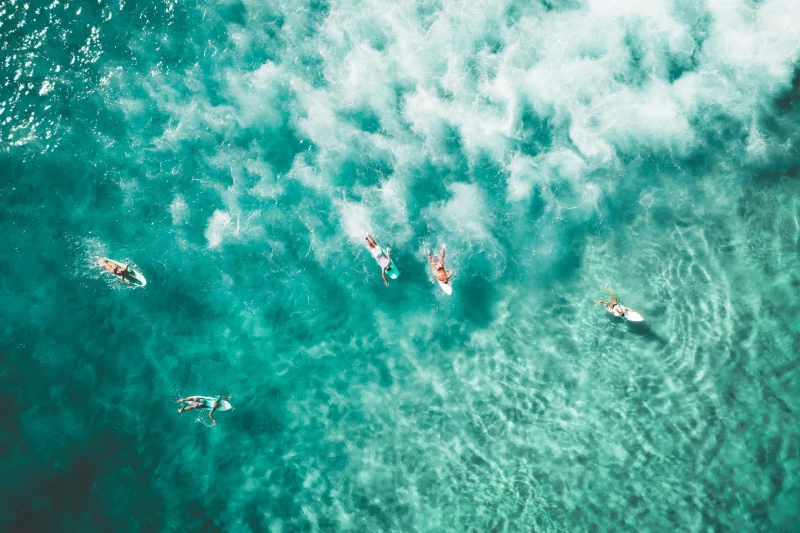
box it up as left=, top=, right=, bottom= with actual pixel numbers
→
left=605, top=305, right=644, bottom=322
left=622, top=308, right=644, bottom=322
left=437, top=278, right=453, bottom=295
left=97, top=257, right=147, bottom=287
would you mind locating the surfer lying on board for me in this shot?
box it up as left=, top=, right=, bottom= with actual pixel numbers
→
left=97, top=257, right=132, bottom=284
left=365, top=233, right=393, bottom=287
left=428, top=245, right=453, bottom=284
left=595, top=286, right=625, bottom=317
left=177, top=395, right=232, bottom=426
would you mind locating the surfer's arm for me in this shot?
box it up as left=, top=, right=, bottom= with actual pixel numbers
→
left=208, top=410, right=217, bottom=425
left=595, top=300, right=612, bottom=307
left=440, top=246, right=446, bottom=265
left=381, top=268, right=389, bottom=286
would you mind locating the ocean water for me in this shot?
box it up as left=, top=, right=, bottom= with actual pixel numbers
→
left=2, top=0, right=800, bottom=531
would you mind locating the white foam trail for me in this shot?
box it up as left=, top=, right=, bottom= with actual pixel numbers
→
left=205, top=210, right=232, bottom=248
left=169, top=194, right=189, bottom=225
left=338, top=199, right=374, bottom=242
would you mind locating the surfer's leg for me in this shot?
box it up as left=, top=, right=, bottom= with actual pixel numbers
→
left=179, top=405, right=200, bottom=414
left=605, top=286, right=617, bottom=305
left=596, top=300, right=613, bottom=306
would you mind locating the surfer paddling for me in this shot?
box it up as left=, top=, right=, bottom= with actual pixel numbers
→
left=177, top=395, right=233, bottom=426
left=365, top=233, right=394, bottom=286
left=428, top=245, right=453, bottom=285
left=595, top=286, right=644, bottom=321
left=97, top=257, right=133, bottom=284
left=595, top=285, right=625, bottom=316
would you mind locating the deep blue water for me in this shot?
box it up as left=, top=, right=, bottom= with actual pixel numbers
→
left=2, top=0, right=800, bottom=531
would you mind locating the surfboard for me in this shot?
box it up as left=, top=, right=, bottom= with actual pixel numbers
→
left=186, top=397, right=232, bottom=411
left=437, top=278, right=453, bottom=295
left=604, top=305, right=643, bottom=322
left=623, top=308, right=644, bottom=322
left=97, top=257, right=147, bottom=287
left=368, top=241, right=399, bottom=280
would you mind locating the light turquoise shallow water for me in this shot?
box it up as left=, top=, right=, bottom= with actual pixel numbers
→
left=2, top=0, right=800, bottom=531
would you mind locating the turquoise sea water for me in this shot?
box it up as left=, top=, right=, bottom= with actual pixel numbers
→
left=2, top=0, right=800, bottom=531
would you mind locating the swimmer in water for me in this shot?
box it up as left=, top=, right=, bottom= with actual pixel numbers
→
left=365, top=233, right=393, bottom=287
left=97, top=257, right=132, bottom=284
left=428, top=245, right=453, bottom=285
left=177, top=395, right=232, bottom=426
left=595, top=285, right=625, bottom=317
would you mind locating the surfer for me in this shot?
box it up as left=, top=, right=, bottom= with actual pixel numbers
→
left=365, top=233, right=393, bottom=287
left=428, top=245, right=453, bottom=285
left=595, top=286, right=625, bottom=317
left=97, top=257, right=132, bottom=284
left=177, top=395, right=232, bottom=426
